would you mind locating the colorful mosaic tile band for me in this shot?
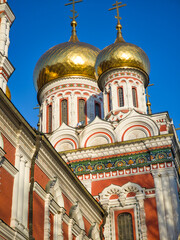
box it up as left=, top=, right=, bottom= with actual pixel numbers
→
left=70, top=148, right=173, bottom=175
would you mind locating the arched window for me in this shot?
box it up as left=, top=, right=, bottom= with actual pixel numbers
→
left=118, top=87, right=124, bottom=107
left=118, top=213, right=134, bottom=240
left=61, top=99, right=68, bottom=125
left=132, top=88, right=138, bottom=107
left=48, top=105, right=52, bottom=133
left=95, top=102, right=101, bottom=118
left=79, top=99, right=86, bottom=123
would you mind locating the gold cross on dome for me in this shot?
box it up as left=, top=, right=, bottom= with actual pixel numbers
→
left=65, top=0, right=83, bottom=21
left=109, top=1, right=126, bottom=25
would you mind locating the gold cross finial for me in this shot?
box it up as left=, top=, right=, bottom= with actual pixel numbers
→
left=109, top=1, right=126, bottom=43
left=65, top=0, right=83, bottom=42
left=146, top=84, right=154, bottom=115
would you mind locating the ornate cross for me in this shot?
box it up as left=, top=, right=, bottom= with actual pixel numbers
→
left=65, top=0, right=83, bottom=21
left=109, top=1, right=126, bottom=25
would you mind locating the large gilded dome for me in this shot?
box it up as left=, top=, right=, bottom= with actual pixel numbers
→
left=34, top=41, right=100, bottom=91
left=95, top=27, right=150, bottom=90
left=95, top=42, right=150, bottom=76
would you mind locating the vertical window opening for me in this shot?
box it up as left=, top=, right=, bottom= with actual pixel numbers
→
left=132, top=88, right=138, bottom=107
left=79, top=99, right=86, bottom=123
left=118, top=213, right=134, bottom=240
left=95, top=102, right=101, bottom=118
left=107, top=92, right=111, bottom=112
left=118, top=87, right=124, bottom=107
left=61, top=99, right=68, bottom=125
left=48, top=105, right=52, bottom=133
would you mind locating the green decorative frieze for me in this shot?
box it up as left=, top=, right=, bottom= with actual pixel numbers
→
left=69, top=148, right=173, bottom=175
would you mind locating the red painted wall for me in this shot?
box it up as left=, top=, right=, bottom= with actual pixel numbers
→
left=0, top=168, right=13, bottom=225
left=62, top=222, right=68, bottom=239
left=33, top=192, right=44, bottom=240
left=92, top=174, right=155, bottom=196
left=144, top=198, right=160, bottom=240
left=83, top=216, right=91, bottom=236
left=62, top=193, right=73, bottom=214
left=34, top=165, right=50, bottom=190
left=2, top=134, right=15, bottom=165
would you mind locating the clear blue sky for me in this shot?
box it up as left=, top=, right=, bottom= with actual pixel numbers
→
left=8, top=0, right=180, bottom=137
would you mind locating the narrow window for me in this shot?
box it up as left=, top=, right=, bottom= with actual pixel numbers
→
left=107, top=92, right=111, bottom=112
left=132, top=88, right=138, bottom=107
left=95, top=103, right=101, bottom=118
left=48, top=105, right=52, bottom=132
left=79, top=99, right=86, bottom=123
left=61, top=99, right=68, bottom=124
left=118, top=213, right=134, bottom=240
left=118, top=87, right=124, bottom=107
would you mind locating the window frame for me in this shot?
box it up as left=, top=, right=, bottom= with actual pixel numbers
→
left=77, top=98, right=87, bottom=125
left=60, top=98, right=68, bottom=125
left=118, top=86, right=124, bottom=107
left=132, top=87, right=138, bottom=108
left=94, top=101, right=101, bottom=118
left=117, top=212, right=134, bottom=240
left=47, top=104, right=52, bottom=133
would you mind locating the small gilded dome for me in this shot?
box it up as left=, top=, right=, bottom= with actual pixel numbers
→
left=34, top=41, right=100, bottom=91
left=95, top=30, right=150, bottom=90
left=6, top=86, right=11, bottom=100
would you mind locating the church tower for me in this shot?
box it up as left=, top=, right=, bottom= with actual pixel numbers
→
left=0, top=0, right=15, bottom=98
left=95, top=2, right=150, bottom=122
left=33, top=0, right=103, bottom=136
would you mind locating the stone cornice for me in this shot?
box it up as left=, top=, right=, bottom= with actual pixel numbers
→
left=33, top=181, right=47, bottom=201
left=1, top=157, right=18, bottom=176
left=0, top=53, right=15, bottom=78
left=0, top=3, right=15, bottom=24
left=0, top=146, right=5, bottom=157
left=0, top=220, right=27, bottom=240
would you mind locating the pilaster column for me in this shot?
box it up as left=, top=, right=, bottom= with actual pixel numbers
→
left=5, top=21, right=10, bottom=57
left=103, top=87, right=109, bottom=117
left=68, top=219, right=75, bottom=240
left=70, top=92, right=76, bottom=127
left=44, top=193, right=53, bottom=240
left=87, top=95, right=94, bottom=123
left=168, top=169, right=180, bottom=239
left=57, top=208, right=66, bottom=240
left=42, top=100, right=48, bottom=133
left=23, top=160, right=31, bottom=234
left=11, top=146, right=21, bottom=228
left=152, top=171, right=168, bottom=240
left=111, top=83, right=118, bottom=111
left=127, top=82, right=133, bottom=109
left=52, top=96, right=55, bottom=131
left=0, top=16, right=7, bottom=55
left=136, top=194, right=147, bottom=240
left=17, top=155, right=26, bottom=229
left=102, top=204, right=110, bottom=240
left=54, top=96, right=59, bottom=130
left=161, top=171, right=175, bottom=239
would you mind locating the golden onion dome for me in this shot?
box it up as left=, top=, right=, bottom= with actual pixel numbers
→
left=6, top=86, right=11, bottom=100
left=95, top=23, right=150, bottom=90
left=33, top=41, right=100, bottom=91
